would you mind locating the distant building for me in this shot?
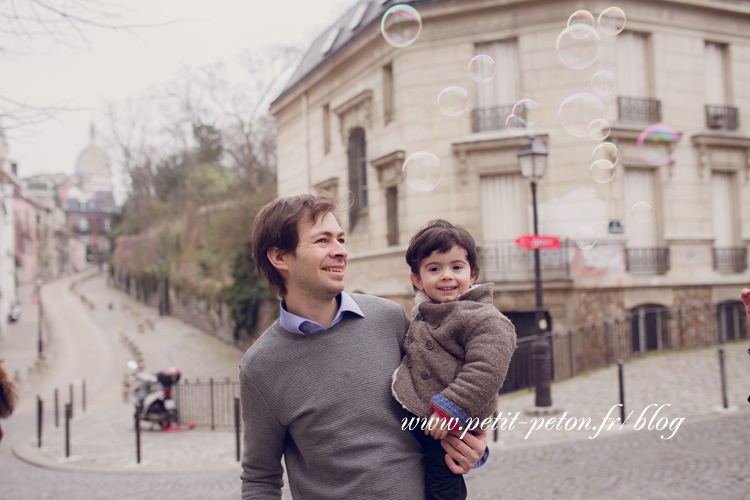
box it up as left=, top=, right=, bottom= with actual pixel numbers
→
left=0, top=125, right=17, bottom=329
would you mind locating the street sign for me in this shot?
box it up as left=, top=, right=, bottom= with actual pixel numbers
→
left=514, top=235, right=561, bottom=250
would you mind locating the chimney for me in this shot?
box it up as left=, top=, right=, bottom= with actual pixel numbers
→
left=11, top=163, right=17, bottom=176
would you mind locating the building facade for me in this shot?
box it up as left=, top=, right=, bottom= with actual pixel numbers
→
left=269, top=0, right=750, bottom=345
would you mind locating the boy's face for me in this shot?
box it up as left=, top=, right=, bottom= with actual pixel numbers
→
left=410, top=245, right=476, bottom=303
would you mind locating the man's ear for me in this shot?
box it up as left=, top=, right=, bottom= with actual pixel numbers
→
left=267, top=247, right=289, bottom=272
left=410, top=273, right=425, bottom=290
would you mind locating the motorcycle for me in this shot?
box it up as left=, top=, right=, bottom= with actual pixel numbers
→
left=128, top=362, right=182, bottom=430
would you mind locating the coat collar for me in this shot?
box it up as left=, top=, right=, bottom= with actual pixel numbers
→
left=412, top=282, right=495, bottom=318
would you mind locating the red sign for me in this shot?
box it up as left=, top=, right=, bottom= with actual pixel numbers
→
left=514, top=235, right=561, bottom=250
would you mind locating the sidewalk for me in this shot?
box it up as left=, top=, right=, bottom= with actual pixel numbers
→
left=6, top=270, right=750, bottom=474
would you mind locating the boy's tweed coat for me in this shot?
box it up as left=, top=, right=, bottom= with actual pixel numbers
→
left=392, top=283, right=517, bottom=427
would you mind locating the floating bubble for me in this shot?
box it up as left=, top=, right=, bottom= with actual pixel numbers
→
left=381, top=5, right=422, bottom=48
left=506, top=114, right=527, bottom=136
left=512, top=99, right=540, bottom=126
left=591, top=70, right=616, bottom=96
left=556, top=23, right=600, bottom=69
left=592, top=142, right=619, bottom=166
left=437, top=86, right=469, bottom=116
left=559, top=92, right=606, bottom=137
left=402, top=152, right=443, bottom=191
left=568, top=10, right=595, bottom=33
left=631, top=202, right=653, bottom=222
left=575, top=226, right=597, bottom=249
left=469, top=55, right=496, bottom=83
left=598, top=7, right=626, bottom=35
left=590, top=159, right=615, bottom=183
left=637, top=124, right=680, bottom=165
left=588, top=118, right=611, bottom=140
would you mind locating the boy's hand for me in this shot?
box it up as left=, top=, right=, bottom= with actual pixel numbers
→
left=426, top=411, right=449, bottom=440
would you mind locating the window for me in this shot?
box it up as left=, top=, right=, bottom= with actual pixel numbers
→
left=631, top=305, right=669, bottom=353
left=347, top=127, right=368, bottom=230
left=386, top=186, right=398, bottom=246
left=474, top=39, right=520, bottom=109
left=617, top=32, right=651, bottom=97
left=104, top=218, right=111, bottom=232
left=705, top=42, right=729, bottom=105
left=712, top=171, right=736, bottom=247
left=383, top=64, right=394, bottom=124
left=323, top=104, right=331, bottom=155
left=624, top=168, right=657, bottom=248
left=79, top=217, right=89, bottom=232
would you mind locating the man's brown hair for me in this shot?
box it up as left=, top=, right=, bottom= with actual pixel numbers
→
left=405, top=219, right=479, bottom=286
left=251, top=193, right=338, bottom=298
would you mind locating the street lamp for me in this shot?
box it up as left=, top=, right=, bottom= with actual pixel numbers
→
left=35, top=274, right=44, bottom=358
left=517, top=135, right=552, bottom=408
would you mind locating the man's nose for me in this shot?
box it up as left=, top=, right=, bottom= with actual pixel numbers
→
left=332, top=240, right=348, bottom=257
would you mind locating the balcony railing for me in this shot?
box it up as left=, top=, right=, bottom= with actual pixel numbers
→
left=705, top=105, right=739, bottom=131
left=470, top=104, right=515, bottom=133
left=625, top=247, right=670, bottom=274
left=713, top=247, right=747, bottom=273
left=618, top=96, right=662, bottom=123
left=479, top=239, right=570, bottom=283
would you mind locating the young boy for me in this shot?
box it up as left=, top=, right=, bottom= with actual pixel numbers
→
left=392, top=219, right=517, bottom=500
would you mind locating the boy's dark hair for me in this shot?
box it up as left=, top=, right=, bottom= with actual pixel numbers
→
left=251, top=193, right=339, bottom=298
left=405, top=220, right=479, bottom=283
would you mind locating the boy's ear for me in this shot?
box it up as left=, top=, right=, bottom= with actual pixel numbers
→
left=267, top=247, right=289, bottom=272
left=410, top=273, right=425, bottom=291
left=470, top=269, right=478, bottom=286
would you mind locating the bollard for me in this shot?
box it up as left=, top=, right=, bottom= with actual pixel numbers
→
left=719, top=348, right=728, bottom=409
left=69, top=383, right=74, bottom=419
left=82, top=379, right=86, bottom=412
left=135, top=402, right=142, bottom=464
left=210, top=378, right=216, bottom=431
left=54, top=388, right=59, bottom=428
left=65, top=403, right=71, bottom=458
left=37, top=396, right=43, bottom=448
left=492, top=410, right=498, bottom=443
left=234, top=396, right=241, bottom=462
left=618, top=359, right=625, bottom=423
left=531, top=337, right=552, bottom=407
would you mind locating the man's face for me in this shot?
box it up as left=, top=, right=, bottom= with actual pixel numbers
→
left=284, top=212, right=348, bottom=303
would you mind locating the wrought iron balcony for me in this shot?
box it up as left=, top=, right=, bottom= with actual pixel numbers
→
left=470, top=104, right=515, bottom=133
left=617, top=96, right=662, bottom=124
left=479, top=239, right=570, bottom=283
left=625, top=247, right=670, bottom=274
left=705, top=105, right=739, bottom=131
left=713, top=247, right=747, bottom=273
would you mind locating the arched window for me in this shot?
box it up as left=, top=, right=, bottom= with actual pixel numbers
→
left=630, top=304, right=669, bottom=353
left=717, top=300, right=747, bottom=342
left=347, top=127, right=367, bottom=230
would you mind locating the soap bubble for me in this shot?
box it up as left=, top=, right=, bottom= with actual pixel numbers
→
left=575, top=226, right=597, bottom=249
left=402, top=152, right=443, bottom=191
left=556, top=24, right=600, bottom=69
left=591, top=70, right=616, bottom=96
left=592, top=142, right=619, bottom=166
left=559, top=92, right=606, bottom=137
left=637, top=124, right=680, bottom=165
left=469, top=55, right=496, bottom=83
left=590, top=159, right=616, bottom=183
left=512, top=99, right=540, bottom=126
left=631, top=202, right=653, bottom=222
left=568, top=10, right=595, bottom=33
left=598, top=7, right=626, bottom=35
left=588, top=118, right=611, bottom=140
left=437, top=86, right=469, bottom=116
left=381, top=5, right=422, bottom=48
left=506, top=115, right=528, bottom=136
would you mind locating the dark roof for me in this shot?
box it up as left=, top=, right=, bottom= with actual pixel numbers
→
left=273, top=0, right=444, bottom=106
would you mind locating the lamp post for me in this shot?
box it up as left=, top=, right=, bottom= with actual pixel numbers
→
left=36, top=274, right=44, bottom=358
left=517, top=135, right=552, bottom=408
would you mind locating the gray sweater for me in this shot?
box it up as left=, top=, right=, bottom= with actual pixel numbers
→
left=239, top=293, right=425, bottom=500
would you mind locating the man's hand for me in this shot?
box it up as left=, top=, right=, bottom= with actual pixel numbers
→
left=425, top=411, right=449, bottom=440
left=440, top=428, right=487, bottom=474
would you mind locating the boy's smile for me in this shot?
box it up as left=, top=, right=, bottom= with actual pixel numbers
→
left=410, top=245, right=476, bottom=303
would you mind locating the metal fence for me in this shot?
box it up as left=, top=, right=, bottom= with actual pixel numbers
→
left=174, top=377, right=240, bottom=430
left=501, top=300, right=748, bottom=393
left=480, top=240, right=570, bottom=283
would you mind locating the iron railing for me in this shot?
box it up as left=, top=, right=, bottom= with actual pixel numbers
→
left=500, top=301, right=748, bottom=392
left=618, top=96, right=662, bottom=123
left=713, top=247, right=747, bottom=273
left=174, top=377, right=240, bottom=430
left=470, top=104, right=515, bottom=133
left=625, top=247, right=670, bottom=274
left=706, top=105, right=739, bottom=131
left=479, top=239, right=570, bottom=283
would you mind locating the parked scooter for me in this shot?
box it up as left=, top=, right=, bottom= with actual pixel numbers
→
left=128, top=361, right=182, bottom=430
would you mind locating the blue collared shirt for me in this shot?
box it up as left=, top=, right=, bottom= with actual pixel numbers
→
left=279, top=292, right=364, bottom=335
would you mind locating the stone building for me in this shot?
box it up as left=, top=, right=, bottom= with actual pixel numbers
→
left=269, top=0, right=750, bottom=349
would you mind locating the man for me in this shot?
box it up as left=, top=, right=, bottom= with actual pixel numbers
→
left=239, top=193, right=487, bottom=499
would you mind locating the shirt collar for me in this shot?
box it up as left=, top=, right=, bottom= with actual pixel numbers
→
left=279, top=292, right=364, bottom=335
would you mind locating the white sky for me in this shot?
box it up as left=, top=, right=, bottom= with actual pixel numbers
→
left=3, top=0, right=355, bottom=180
